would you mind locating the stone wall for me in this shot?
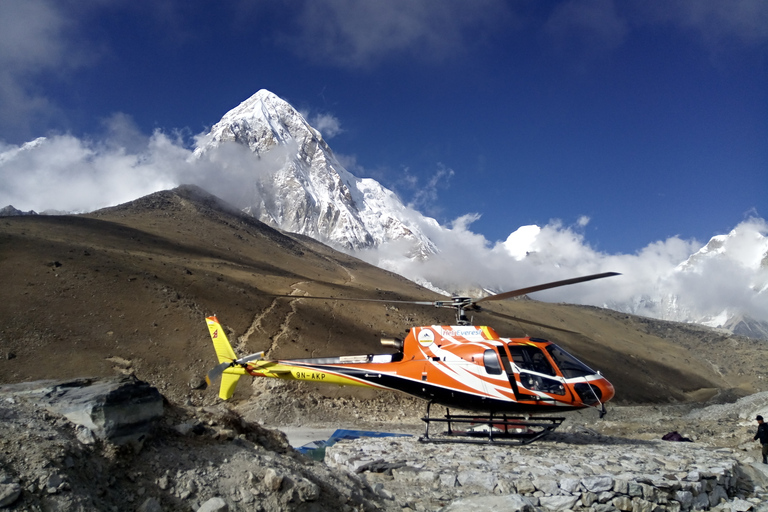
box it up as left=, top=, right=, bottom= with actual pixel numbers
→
left=326, top=432, right=768, bottom=512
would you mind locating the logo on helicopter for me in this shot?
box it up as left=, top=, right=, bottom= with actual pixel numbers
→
left=440, top=328, right=482, bottom=338
left=418, top=330, right=435, bottom=347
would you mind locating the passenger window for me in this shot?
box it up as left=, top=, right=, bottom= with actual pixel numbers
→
left=483, top=349, right=503, bottom=375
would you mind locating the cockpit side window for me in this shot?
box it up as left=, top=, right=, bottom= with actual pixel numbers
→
left=482, top=349, right=503, bottom=375
left=507, top=345, right=556, bottom=376
left=507, top=345, right=565, bottom=395
left=546, top=344, right=595, bottom=378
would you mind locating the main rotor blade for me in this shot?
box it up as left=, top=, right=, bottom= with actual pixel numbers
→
left=478, top=309, right=581, bottom=334
left=474, top=272, right=621, bottom=304
left=268, top=293, right=437, bottom=307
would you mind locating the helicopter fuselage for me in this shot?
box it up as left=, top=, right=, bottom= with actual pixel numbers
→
left=240, top=324, right=615, bottom=414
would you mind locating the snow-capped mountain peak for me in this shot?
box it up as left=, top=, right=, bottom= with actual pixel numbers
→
left=195, top=90, right=436, bottom=256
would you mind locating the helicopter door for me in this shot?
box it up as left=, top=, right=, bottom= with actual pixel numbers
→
left=507, top=345, right=566, bottom=397
left=490, top=347, right=522, bottom=399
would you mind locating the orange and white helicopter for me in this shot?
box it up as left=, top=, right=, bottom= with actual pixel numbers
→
left=205, top=272, right=619, bottom=444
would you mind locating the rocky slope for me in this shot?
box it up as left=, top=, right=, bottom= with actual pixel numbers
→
left=1, top=185, right=766, bottom=407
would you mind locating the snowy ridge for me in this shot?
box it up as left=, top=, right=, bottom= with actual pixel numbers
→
left=195, top=90, right=436, bottom=256
left=192, top=89, right=767, bottom=339
left=502, top=221, right=768, bottom=339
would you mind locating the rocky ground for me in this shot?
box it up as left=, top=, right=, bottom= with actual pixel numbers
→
left=2, top=378, right=768, bottom=512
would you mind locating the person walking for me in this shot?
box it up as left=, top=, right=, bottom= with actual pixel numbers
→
left=754, top=415, right=768, bottom=464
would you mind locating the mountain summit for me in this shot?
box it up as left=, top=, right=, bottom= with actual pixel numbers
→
left=195, top=90, right=436, bottom=256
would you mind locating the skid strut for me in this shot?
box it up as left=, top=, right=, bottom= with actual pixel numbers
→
left=419, top=402, right=564, bottom=445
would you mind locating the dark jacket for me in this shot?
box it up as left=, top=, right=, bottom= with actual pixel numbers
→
left=754, top=423, right=768, bottom=444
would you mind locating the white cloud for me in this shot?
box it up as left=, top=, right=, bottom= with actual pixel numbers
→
left=546, top=0, right=768, bottom=60
left=0, top=122, right=292, bottom=213
left=307, top=113, right=343, bottom=139
left=363, top=211, right=767, bottom=324
left=0, top=0, right=76, bottom=140
left=282, top=0, right=513, bottom=68
left=634, top=0, right=768, bottom=48
left=2, top=129, right=765, bottom=326
left=406, top=164, right=454, bottom=211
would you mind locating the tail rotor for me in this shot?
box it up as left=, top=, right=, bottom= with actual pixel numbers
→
left=205, top=351, right=264, bottom=386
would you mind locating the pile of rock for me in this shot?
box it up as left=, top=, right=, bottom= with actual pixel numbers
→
left=0, top=377, right=387, bottom=511
left=326, top=431, right=768, bottom=511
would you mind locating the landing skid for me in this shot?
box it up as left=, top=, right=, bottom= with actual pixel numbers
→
left=419, top=402, right=564, bottom=445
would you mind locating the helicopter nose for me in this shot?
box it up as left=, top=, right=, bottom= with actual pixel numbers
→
left=601, top=378, right=616, bottom=403
left=572, top=375, right=615, bottom=406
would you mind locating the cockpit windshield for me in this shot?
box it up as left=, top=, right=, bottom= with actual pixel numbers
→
left=545, top=344, right=595, bottom=378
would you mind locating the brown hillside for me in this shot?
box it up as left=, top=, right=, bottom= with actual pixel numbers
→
left=1, top=186, right=764, bottom=411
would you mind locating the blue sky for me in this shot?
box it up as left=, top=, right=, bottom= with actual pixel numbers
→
left=0, top=0, right=766, bottom=255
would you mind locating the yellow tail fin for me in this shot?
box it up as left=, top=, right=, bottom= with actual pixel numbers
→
left=219, top=373, right=243, bottom=400
left=205, top=315, right=246, bottom=400
left=206, top=315, right=238, bottom=363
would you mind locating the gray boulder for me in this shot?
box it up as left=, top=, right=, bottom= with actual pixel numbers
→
left=45, top=376, right=163, bottom=447
left=2, top=376, right=163, bottom=447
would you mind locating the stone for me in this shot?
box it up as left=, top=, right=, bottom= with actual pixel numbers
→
left=441, top=494, right=536, bottom=512
left=730, top=498, right=755, bottom=511
left=583, top=475, right=614, bottom=493
left=532, top=477, right=559, bottom=495
left=0, top=483, right=21, bottom=507
left=628, top=481, right=643, bottom=496
left=457, top=470, right=496, bottom=491
left=674, top=490, right=693, bottom=509
left=417, top=470, right=437, bottom=483
left=46, top=474, right=64, bottom=491
left=43, top=376, right=163, bottom=447
left=597, top=491, right=615, bottom=503
left=392, top=466, right=420, bottom=482
left=137, top=497, right=163, bottom=512
left=581, top=491, right=598, bottom=506
left=373, top=482, right=394, bottom=500
left=652, top=477, right=679, bottom=491
left=559, top=477, right=581, bottom=494
left=295, top=478, right=319, bottom=502
left=538, top=494, right=579, bottom=511
left=632, top=497, right=654, bottom=512
left=612, top=495, right=633, bottom=511
left=263, top=468, right=283, bottom=491
left=709, top=485, right=729, bottom=506
left=691, top=491, right=709, bottom=510
left=614, top=478, right=629, bottom=494
left=686, top=471, right=701, bottom=481
left=516, top=478, right=536, bottom=494
left=641, top=483, right=657, bottom=501
left=198, top=496, right=228, bottom=512
left=439, top=473, right=457, bottom=488
left=666, top=500, right=682, bottom=512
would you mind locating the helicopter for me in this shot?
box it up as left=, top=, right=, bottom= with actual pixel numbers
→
left=205, top=272, right=619, bottom=444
